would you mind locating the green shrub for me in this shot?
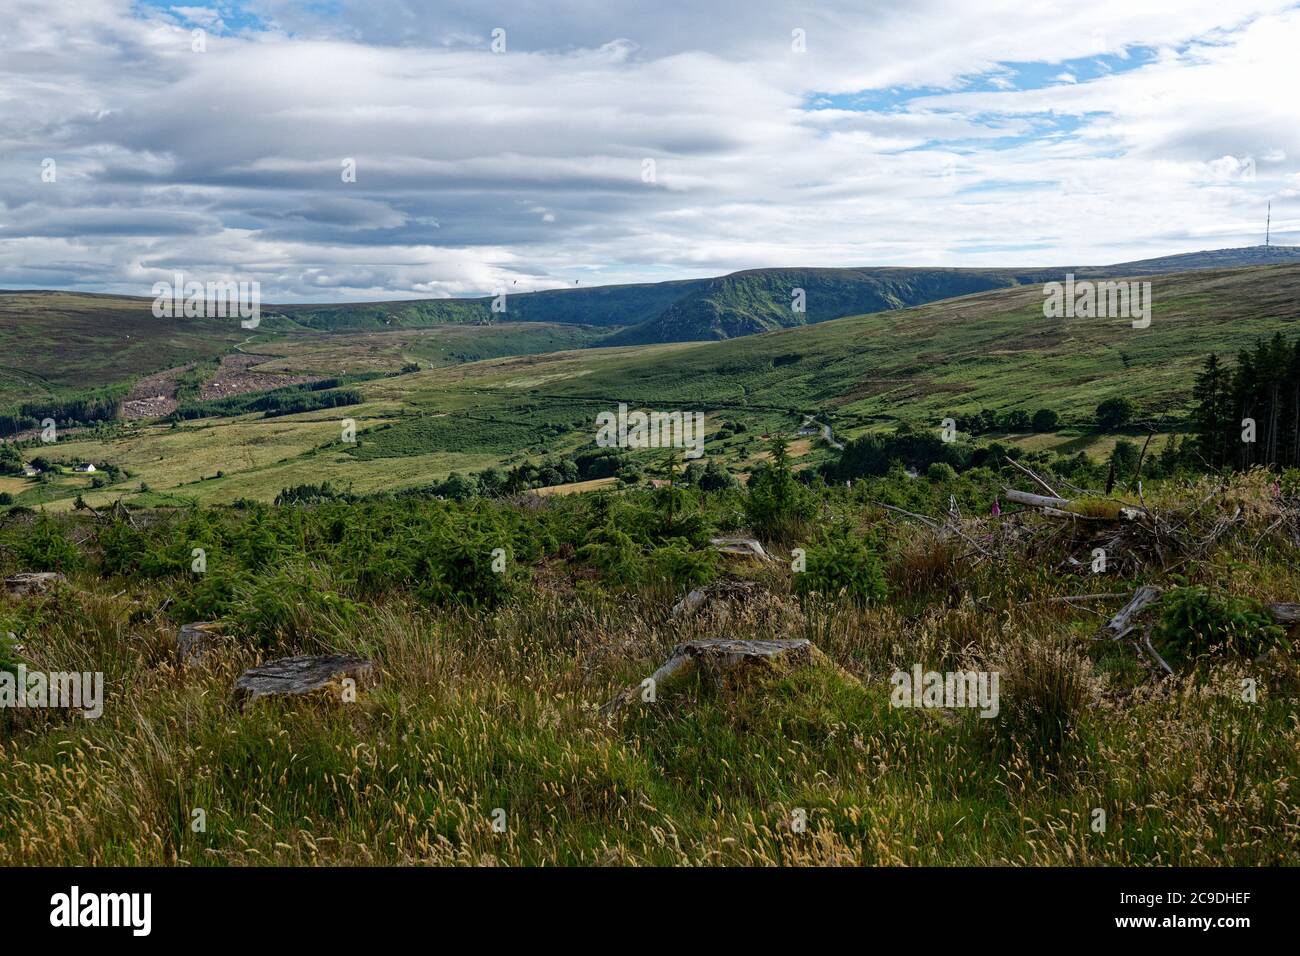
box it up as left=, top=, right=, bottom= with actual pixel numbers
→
left=647, top=539, right=719, bottom=590
left=926, top=462, right=957, bottom=482
left=794, top=528, right=887, bottom=607
left=229, top=562, right=359, bottom=651
left=1154, top=584, right=1287, bottom=663
left=1003, top=409, right=1031, bottom=431
left=1031, top=409, right=1060, bottom=432
left=419, top=536, right=518, bottom=609
left=695, top=459, right=738, bottom=491
left=575, top=524, right=645, bottom=586
left=1095, top=397, right=1134, bottom=430
left=95, top=518, right=147, bottom=576
left=744, top=438, right=813, bottom=543
left=18, top=513, right=81, bottom=572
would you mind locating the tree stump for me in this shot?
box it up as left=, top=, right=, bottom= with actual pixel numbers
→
left=669, top=580, right=766, bottom=619
left=177, top=622, right=222, bottom=665
left=233, top=655, right=375, bottom=708
left=602, top=638, right=814, bottom=717
left=709, top=537, right=772, bottom=562
left=4, top=572, right=66, bottom=597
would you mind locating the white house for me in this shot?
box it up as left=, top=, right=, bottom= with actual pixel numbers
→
left=74, top=463, right=96, bottom=473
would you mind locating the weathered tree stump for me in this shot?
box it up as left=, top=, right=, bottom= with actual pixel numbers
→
left=4, top=572, right=66, bottom=597
left=669, top=580, right=766, bottom=619
left=602, top=638, right=814, bottom=717
left=177, top=622, right=222, bottom=665
left=1267, top=602, right=1300, bottom=624
left=233, top=654, right=374, bottom=708
left=709, top=537, right=772, bottom=562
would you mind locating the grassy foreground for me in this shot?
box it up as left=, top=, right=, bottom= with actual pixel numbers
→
left=1, top=469, right=1297, bottom=866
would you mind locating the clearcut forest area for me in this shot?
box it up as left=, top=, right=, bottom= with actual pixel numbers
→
left=2, top=249, right=1299, bottom=868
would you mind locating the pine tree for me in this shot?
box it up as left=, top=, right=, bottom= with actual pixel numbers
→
left=1191, top=353, right=1231, bottom=467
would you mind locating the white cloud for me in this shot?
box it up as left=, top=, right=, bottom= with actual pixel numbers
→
left=0, top=0, right=1297, bottom=299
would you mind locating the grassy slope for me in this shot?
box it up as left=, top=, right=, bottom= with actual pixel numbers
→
left=1, top=474, right=1297, bottom=866
left=271, top=278, right=704, bottom=331
left=604, top=267, right=1042, bottom=344
left=0, top=288, right=614, bottom=410
left=12, top=262, right=1300, bottom=509
left=6, top=246, right=1298, bottom=411
left=559, top=263, right=1300, bottom=423
left=0, top=291, right=253, bottom=407
left=272, top=246, right=1300, bottom=345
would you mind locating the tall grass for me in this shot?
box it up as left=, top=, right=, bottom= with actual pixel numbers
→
left=1, top=474, right=1297, bottom=865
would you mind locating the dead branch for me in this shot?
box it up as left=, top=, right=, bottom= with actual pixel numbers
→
left=1016, top=593, right=1131, bottom=606
left=1126, top=432, right=1155, bottom=494
left=873, top=501, right=993, bottom=558
left=1105, top=585, right=1163, bottom=640
left=1138, top=625, right=1174, bottom=676
left=1004, top=487, right=1146, bottom=521
left=873, top=501, right=943, bottom=531
left=1004, top=456, right=1061, bottom=498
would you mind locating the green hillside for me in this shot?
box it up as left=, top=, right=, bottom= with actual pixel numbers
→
left=604, top=267, right=1039, bottom=344
left=0, top=291, right=254, bottom=407
left=488, top=262, right=1300, bottom=427
left=13, top=260, right=1299, bottom=511
left=4, top=246, right=1298, bottom=416
left=271, top=245, right=1300, bottom=346
left=272, top=277, right=705, bottom=331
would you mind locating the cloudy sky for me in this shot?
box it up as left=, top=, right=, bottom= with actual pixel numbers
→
left=1, top=0, right=1297, bottom=301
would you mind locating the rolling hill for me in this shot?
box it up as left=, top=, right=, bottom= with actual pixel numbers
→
left=276, top=244, right=1300, bottom=345
left=13, top=260, right=1300, bottom=511
left=5, top=245, right=1297, bottom=413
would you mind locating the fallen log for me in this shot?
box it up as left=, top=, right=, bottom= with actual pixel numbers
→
left=1004, top=488, right=1145, bottom=521
left=1004, top=488, right=1071, bottom=509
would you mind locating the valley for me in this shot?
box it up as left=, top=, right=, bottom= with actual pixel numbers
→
left=3, top=257, right=1298, bottom=510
